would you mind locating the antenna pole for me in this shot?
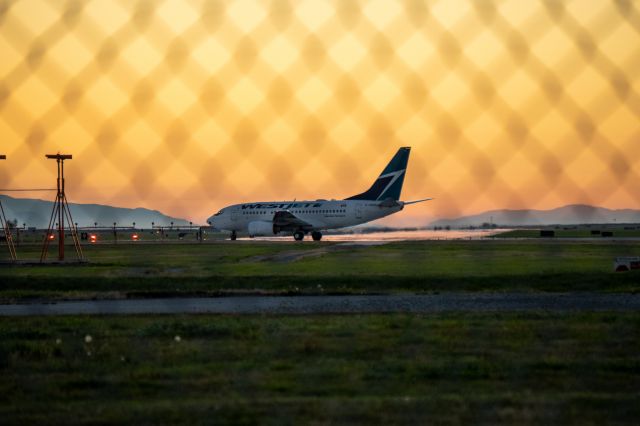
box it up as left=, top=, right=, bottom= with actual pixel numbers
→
left=0, top=155, right=17, bottom=261
left=41, top=154, right=84, bottom=262
left=57, top=157, right=64, bottom=260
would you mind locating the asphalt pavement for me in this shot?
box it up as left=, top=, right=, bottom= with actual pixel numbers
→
left=0, top=293, right=638, bottom=316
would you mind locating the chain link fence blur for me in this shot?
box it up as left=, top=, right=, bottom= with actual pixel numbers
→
left=0, top=0, right=639, bottom=223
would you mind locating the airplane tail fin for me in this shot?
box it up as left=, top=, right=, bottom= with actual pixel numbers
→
left=345, top=147, right=410, bottom=201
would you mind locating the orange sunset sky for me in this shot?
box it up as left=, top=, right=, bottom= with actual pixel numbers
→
left=0, top=0, right=639, bottom=225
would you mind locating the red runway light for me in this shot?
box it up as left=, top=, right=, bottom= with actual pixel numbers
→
left=132, top=234, right=139, bottom=241
left=48, top=234, right=55, bottom=240
left=90, top=234, right=97, bottom=243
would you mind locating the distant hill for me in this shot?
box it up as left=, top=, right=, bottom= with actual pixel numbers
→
left=429, top=205, right=640, bottom=227
left=0, top=195, right=190, bottom=228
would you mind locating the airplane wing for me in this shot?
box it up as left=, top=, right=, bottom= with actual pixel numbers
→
left=273, top=210, right=320, bottom=231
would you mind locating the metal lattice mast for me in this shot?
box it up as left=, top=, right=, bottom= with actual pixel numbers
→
left=0, top=155, right=17, bottom=261
left=40, top=154, right=84, bottom=262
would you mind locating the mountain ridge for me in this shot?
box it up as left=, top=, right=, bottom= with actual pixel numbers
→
left=429, top=204, right=640, bottom=227
left=0, top=195, right=190, bottom=228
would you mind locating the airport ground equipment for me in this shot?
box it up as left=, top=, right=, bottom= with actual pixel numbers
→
left=0, top=155, right=17, bottom=261
left=40, top=154, right=84, bottom=262
left=614, top=257, right=640, bottom=272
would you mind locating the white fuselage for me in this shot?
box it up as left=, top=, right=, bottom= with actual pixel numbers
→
left=208, top=199, right=403, bottom=235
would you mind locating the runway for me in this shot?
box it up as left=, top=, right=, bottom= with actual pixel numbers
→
left=239, top=229, right=505, bottom=242
left=0, top=293, right=638, bottom=316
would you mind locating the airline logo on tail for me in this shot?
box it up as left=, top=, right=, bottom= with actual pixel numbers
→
left=346, top=147, right=410, bottom=201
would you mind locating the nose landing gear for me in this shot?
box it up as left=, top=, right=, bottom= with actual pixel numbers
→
left=311, top=231, right=322, bottom=241
left=230, top=231, right=237, bottom=241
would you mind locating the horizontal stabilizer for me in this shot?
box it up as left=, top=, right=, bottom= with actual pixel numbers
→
left=403, top=198, right=433, bottom=205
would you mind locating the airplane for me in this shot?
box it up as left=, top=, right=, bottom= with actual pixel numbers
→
left=207, top=147, right=432, bottom=241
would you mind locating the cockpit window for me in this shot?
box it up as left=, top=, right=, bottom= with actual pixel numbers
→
left=214, top=210, right=223, bottom=216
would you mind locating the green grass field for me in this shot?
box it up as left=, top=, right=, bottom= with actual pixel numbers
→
left=1, top=313, right=638, bottom=425
left=2, top=242, right=639, bottom=424
left=493, top=228, right=640, bottom=238
left=1, top=240, right=639, bottom=300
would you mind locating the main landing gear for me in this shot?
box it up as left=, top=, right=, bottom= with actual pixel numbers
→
left=293, top=231, right=323, bottom=241
left=230, top=231, right=237, bottom=241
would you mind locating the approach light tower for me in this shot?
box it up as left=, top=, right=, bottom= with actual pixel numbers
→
left=40, top=154, right=84, bottom=262
left=0, top=155, right=17, bottom=261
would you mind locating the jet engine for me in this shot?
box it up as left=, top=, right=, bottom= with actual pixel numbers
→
left=248, top=220, right=276, bottom=237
